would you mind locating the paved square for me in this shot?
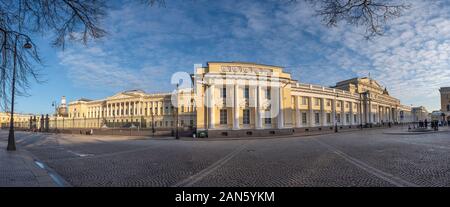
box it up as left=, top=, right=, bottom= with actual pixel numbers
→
left=1, top=127, right=449, bottom=187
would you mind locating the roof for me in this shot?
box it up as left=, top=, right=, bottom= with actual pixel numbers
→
left=207, top=61, right=283, bottom=68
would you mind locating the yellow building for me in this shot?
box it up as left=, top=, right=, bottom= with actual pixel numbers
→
left=193, top=62, right=413, bottom=137
left=439, top=87, right=450, bottom=122
left=20, top=62, right=414, bottom=137
left=0, top=112, right=33, bottom=128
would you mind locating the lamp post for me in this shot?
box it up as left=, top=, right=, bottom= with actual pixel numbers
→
left=72, top=108, right=76, bottom=135
left=334, top=93, right=339, bottom=133
left=52, top=101, right=58, bottom=132
left=359, top=92, right=363, bottom=130
left=151, top=108, right=155, bottom=137
left=175, top=83, right=180, bottom=139
left=6, top=34, right=33, bottom=151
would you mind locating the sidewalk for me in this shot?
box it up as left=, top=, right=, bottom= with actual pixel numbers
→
left=0, top=138, right=60, bottom=187
left=383, top=126, right=450, bottom=135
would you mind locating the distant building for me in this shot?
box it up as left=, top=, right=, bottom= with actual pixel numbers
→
left=56, top=96, right=69, bottom=117
left=440, top=87, right=450, bottom=122
left=0, top=112, right=33, bottom=128
left=411, top=106, right=430, bottom=122
left=48, top=62, right=416, bottom=137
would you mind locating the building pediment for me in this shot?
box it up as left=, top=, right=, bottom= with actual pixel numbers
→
left=107, top=90, right=146, bottom=100
left=359, top=78, right=383, bottom=89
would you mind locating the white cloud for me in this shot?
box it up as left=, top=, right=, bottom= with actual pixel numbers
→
left=57, top=0, right=449, bottom=111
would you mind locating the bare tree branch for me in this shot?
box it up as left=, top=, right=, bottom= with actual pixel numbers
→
left=290, top=0, right=410, bottom=39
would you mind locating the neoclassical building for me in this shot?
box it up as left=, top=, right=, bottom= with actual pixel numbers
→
left=40, top=62, right=414, bottom=137
left=439, top=87, right=450, bottom=121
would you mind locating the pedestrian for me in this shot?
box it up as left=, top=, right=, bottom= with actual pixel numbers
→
left=90, top=129, right=93, bottom=135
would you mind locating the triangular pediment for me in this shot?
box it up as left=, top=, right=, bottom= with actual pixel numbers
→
left=359, top=78, right=383, bottom=90
left=107, top=92, right=142, bottom=100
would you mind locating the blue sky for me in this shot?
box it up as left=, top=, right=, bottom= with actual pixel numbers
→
left=14, top=0, right=450, bottom=114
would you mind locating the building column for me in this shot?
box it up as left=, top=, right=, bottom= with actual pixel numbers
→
left=277, top=86, right=284, bottom=129
left=320, top=98, right=326, bottom=126
left=295, top=96, right=301, bottom=128
left=332, top=99, right=337, bottom=125
left=349, top=102, right=354, bottom=125
left=209, top=85, right=215, bottom=129
left=233, top=84, right=240, bottom=130
left=341, top=101, right=346, bottom=125
left=119, top=103, right=122, bottom=117
left=256, top=85, right=262, bottom=129
left=308, top=97, right=314, bottom=127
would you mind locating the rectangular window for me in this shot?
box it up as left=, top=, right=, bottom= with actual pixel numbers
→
left=221, top=87, right=227, bottom=98
left=337, top=114, right=341, bottom=123
left=327, top=100, right=331, bottom=106
left=327, top=113, right=331, bottom=123
left=354, top=114, right=357, bottom=123
left=346, top=103, right=349, bottom=108
left=243, top=109, right=250, bottom=124
left=266, top=87, right=271, bottom=100
left=337, top=102, right=341, bottom=108
left=220, top=109, right=227, bottom=125
left=346, top=114, right=350, bottom=123
left=244, top=86, right=250, bottom=99
left=302, top=112, right=307, bottom=124
left=302, top=97, right=307, bottom=105
left=264, top=117, right=271, bottom=124
left=315, top=112, right=320, bottom=124
left=315, top=98, right=320, bottom=106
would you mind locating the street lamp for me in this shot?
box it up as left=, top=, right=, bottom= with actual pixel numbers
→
left=7, top=34, right=33, bottom=151
left=175, top=83, right=180, bottom=139
left=52, top=101, right=58, bottom=132
left=72, top=108, right=76, bottom=134
left=334, top=93, right=339, bottom=133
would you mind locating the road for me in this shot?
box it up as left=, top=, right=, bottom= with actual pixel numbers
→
left=1, top=127, right=450, bottom=187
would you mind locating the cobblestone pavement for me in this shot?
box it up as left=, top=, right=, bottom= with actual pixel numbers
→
left=1, top=127, right=450, bottom=187
left=0, top=133, right=60, bottom=187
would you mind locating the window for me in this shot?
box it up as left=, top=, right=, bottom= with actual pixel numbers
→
left=244, top=86, right=250, bottom=99
left=302, top=112, right=307, bottom=124
left=346, top=114, right=350, bottom=123
left=220, top=109, right=227, bottom=125
left=190, top=120, right=194, bottom=126
left=327, top=113, right=331, bottom=123
left=266, top=87, right=271, bottom=99
left=264, top=117, right=271, bottom=124
left=315, top=113, right=320, bottom=124
left=315, top=98, right=320, bottom=106
left=171, top=121, right=174, bottom=127
left=302, top=97, right=307, bottom=105
left=165, top=121, right=168, bottom=127
left=221, top=87, right=227, bottom=98
left=337, top=102, right=341, bottom=108
left=337, top=114, right=341, bottom=123
left=327, top=100, right=331, bottom=106
left=346, top=103, right=349, bottom=108
left=354, top=114, right=357, bottom=123
left=243, top=109, right=250, bottom=124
